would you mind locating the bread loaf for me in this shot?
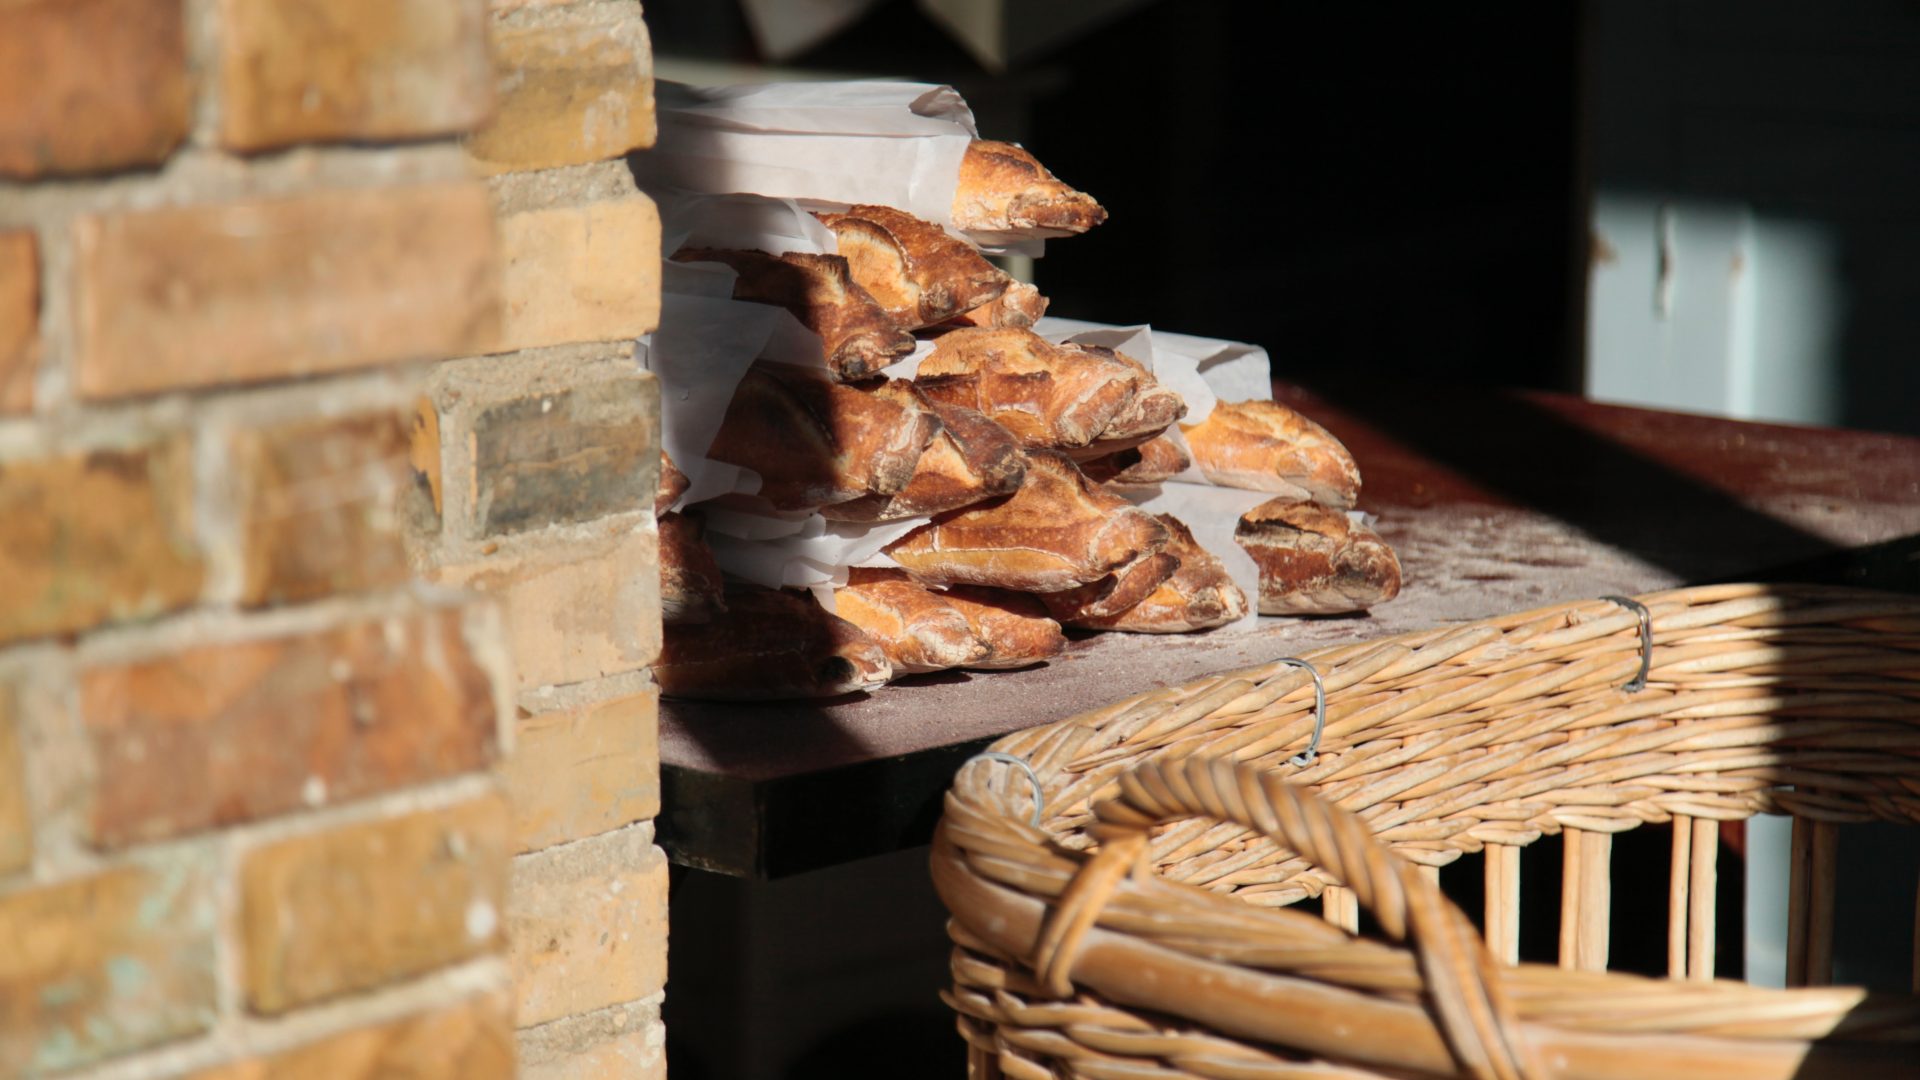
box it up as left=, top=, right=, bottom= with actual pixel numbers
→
left=655, top=451, right=690, bottom=516
left=820, top=398, right=1025, bottom=522
left=817, top=204, right=1010, bottom=329
left=913, top=328, right=1183, bottom=454
left=655, top=583, right=891, bottom=700
left=659, top=511, right=724, bottom=625
left=951, top=140, right=1106, bottom=236
left=675, top=248, right=914, bottom=380
left=884, top=449, right=1169, bottom=592
left=707, top=361, right=940, bottom=511
left=1179, top=399, right=1361, bottom=507
left=1070, top=515, right=1247, bottom=632
left=1235, top=497, right=1401, bottom=615
left=941, top=586, right=1066, bottom=669
left=944, top=281, right=1047, bottom=329
left=1038, top=550, right=1181, bottom=623
left=832, top=569, right=988, bottom=674
left=1079, top=431, right=1191, bottom=486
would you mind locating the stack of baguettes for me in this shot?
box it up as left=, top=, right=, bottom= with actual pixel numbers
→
left=655, top=141, right=1401, bottom=700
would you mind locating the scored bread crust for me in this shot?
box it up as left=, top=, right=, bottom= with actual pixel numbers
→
left=821, top=398, right=1026, bottom=523
left=1074, top=514, right=1248, bottom=633
left=655, top=451, right=691, bottom=516
left=1080, top=431, right=1192, bottom=487
left=1235, top=497, right=1401, bottom=615
left=951, top=140, right=1107, bottom=236
left=1039, top=550, right=1181, bottom=624
left=944, top=280, right=1048, bottom=329
left=1179, top=399, right=1362, bottom=507
left=659, top=511, right=724, bottom=626
left=833, top=568, right=988, bottom=675
left=940, top=586, right=1066, bottom=670
left=913, top=328, right=1181, bottom=453
left=675, top=248, right=914, bottom=380
left=707, top=362, right=940, bottom=511
left=883, top=449, right=1170, bottom=592
left=655, top=583, right=892, bottom=700
left=817, top=205, right=1010, bottom=329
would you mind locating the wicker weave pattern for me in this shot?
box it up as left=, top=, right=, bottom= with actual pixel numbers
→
left=934, top=584, right=1920, bottom=1080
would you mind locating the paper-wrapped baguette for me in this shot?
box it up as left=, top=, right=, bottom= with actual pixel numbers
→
left=1180, top=399, right=1361, bottom=508
left=884, top=449, right=1169, bottom=592
left=913, top=328, right=1184, bottom=457
left=1038, top=550, right=1181, bottom=624
left=707, top=361, right=940, bottom=511
left=944, top=281, right=1047, bottom=329
left=821, top=397, right=1025, bottom=522
left=952, top=140, right=1106, bottom=236
left=817, top=205, right=1010, bottom=329
left=675, top=248, right=914, bottom=380
left=655, top=582, right=891, bottom=700
left=655, top=452, right=691, bottom=515
left=1079, top=432, right=1191, bottom=487
left=1066, top=515, right=1248, bottom=632
left=940, top=586, right=1066, bottom=669
left=658, top=511, right=725, bottom=625
left=832, top=569, right=988, bottom=675
left=1235, top=497, right=1401, bottom=615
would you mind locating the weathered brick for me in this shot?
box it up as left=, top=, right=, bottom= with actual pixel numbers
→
left=233, top=411, right=414, bottom=606
left=72, top=185, right=500, bottom=400
left=0, top=231, right=37, bottom=414
left=508, top=827, right=667, bottom=1027
left=241, top=796, right=509, bottom=1014
left=217, top=0, right=493, bottom=152
left=0, top=858, right=216, bottom=1077
left=81, top=609, right=499, bottom=849
left=503, top=691, right=658, bottom=854
left=0, top=0, right=190, bottom=178
left=412, top=395, right=446, bottom=520
left=518, top=1000, right=664, bottom=1080
left=469, top=376, right=661, bottom=538
left=0, top=688, right=28, bottom=876
left=0, top=439, right=204, bottom=644
left=495, top=198, right=661, bottom=354
left=465, top=14, right=656, bottom=174
left=433, top=526, right=661, bottom=691
left=185, top=994, right=513, bottom=1080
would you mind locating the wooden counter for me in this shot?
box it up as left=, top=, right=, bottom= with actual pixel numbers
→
left=660, top=379, right=1920, bottom=877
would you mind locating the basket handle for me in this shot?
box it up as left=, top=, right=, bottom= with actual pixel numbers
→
left=1033, top=755, right=1540, bottom=1080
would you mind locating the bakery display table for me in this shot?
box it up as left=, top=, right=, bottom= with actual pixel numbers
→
left=660, top=377, right=1920, bottom=878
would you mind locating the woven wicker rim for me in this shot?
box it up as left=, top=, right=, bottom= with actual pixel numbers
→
left=934, top=583, right=1920, bottom=1080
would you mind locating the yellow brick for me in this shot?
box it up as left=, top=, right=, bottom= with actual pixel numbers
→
left=0, top=687, right=28, bottom=876
left=508, top=828, right=666, bottom=1027
left=185, top=994, right=513, bottom=1080
left=495, top=198, right=661, bottom=354
left=0, top=230, right=37, bottom=414
left=503, top=690, right=659, bottom=853
left=465, top=14, right=655, bottom=174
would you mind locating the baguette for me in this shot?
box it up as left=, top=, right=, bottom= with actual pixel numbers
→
left=832, top=569, right=988, bottom=675
left=1179, top=399, right=1362, bottom=507
left=707, top=361, right=940, bottom=511
left=1039, top=550, right=1181, bottom=623
left=952, top=140, right=1106, bottom=236
left=658, top=511, right=724, bottom=625
left=817, top=204, right=1010, bottom=329
left=1079, top=431, right=1191, bottom=486
left=820, top=398, right=1025, bottom=522
left=941, top=586, right=1066, bottom=670
left=1071, top=515, right=1247, bottom=632
left=884, top=449, right=1169, bottom=592
left=675, top=248, right=913, bottom=380
left=1235, top=497, right=1401, bottom=615
left=913, top=328, right=1183, bottom=454
left=655, top=451, right=690, bottom=516
left=654, top=582, right=891, bottom=700
left=944, top=280, right=1047, bottom=329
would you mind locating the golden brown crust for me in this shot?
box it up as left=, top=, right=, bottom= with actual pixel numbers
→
left=818, top=205, right=1010, bottom=329
left=1080, top=432, right=1191, bottom=487
left=883, top=450, right=1169, bottom=592
left=833, top=568, right=988, bottom=675
left=940, top=586, right=1067, bottom=670
left=945, top=281, right=1048, bottom=329
left=1074, top=515, right=1248, bottom=632
left=913, top=328, right=1182, bottom=453
left=1235, top=497, right=1401, bottom=615
left=655, top=451, right=690, bottom=516
left=655, top=582, right=892, bottom=700
left=706, top=362, right=940, bottom=511
left=951, top=140, right=1107, bottom=236
left=820, top=399, right=1026, bottom=522
left=1039, top=550, right=1181, bottom=623
left=1179, top=399, right=1362, bottom=507
left=675, top=248, right=914, bottom=380
left=658, top=511, right=724, bottom=625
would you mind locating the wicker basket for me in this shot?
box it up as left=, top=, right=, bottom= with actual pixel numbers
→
left=933, top=584, right=1920, bottom=1079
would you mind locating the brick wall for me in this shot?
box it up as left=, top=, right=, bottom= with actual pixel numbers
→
left=0, top=1, right=665, bottom=1077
